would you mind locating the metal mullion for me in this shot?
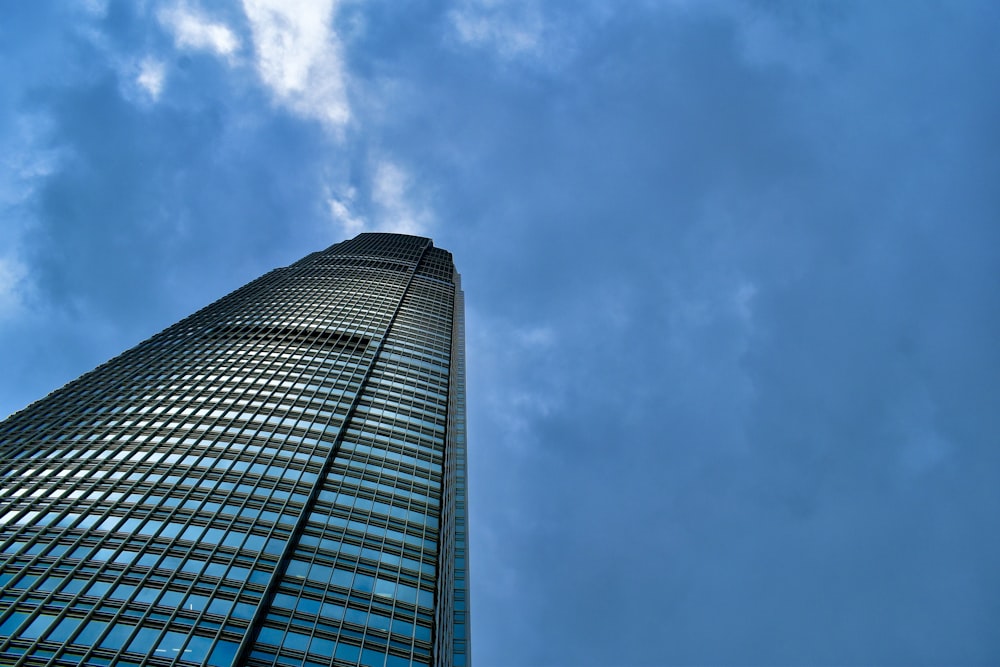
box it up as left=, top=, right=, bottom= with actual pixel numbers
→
left=233, top=239, right=434, bottom=665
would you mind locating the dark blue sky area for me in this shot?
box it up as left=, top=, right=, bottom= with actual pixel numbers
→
left=2, top=1, right=998, bottom=664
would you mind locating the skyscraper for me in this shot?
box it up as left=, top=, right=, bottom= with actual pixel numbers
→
left=0, top=233, right=470, bottom=667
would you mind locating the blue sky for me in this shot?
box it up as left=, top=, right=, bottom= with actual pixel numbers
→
left=2, top=1, right=999, bottom=664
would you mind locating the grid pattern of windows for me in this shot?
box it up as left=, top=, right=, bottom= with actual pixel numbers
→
left=435, top=277, right=468, bottom=667
left=0, top=234, right=469, bottom=667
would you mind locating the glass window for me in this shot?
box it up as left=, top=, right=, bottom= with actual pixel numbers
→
left=75, top=619, right=109, bottom=644
left=222, top=531, right=246, bottom=549
left=232, top=602, right=257, bottom=620
left=98, top=516, right=123, bottom=532
left=368, top=612, right=390, bottom=632
left=203, top=528, right=225, bottom=544
left=257, top=626, right=283, bottom=646
left=99, top=621, right=135, bottom=649
left=320, top=602, right=344, bottom=620
left=361, top=646, right=386, bottom=667
left=111, top=583, right=136, bottom=600
left=46, top=615, right=83, bottom=643
left=207, top=597, right=234, bottom=616
left=158, top=589, right=185, bottom=607
left=335, top=643, right=360, bottom=663
left=184, top=593, right=210, bottom=612
left=395, top=584, right=416, bottom=604
left=155, top=630, right=190, bottom=659
left=344, top=608, right=367, bottom=626
left=61, top=578, right=88, bottom=595
left=390, top=618, right=413, bottom=638
left=208, top=639, right=240, bottom=667
left=181, top=559, right=206, bottom=576
left=286, top=559, right=309, bottom=578
left=374, top=578, right=395, bottom=598
left=272, top=593, right=296, bottom=610
left=353, top=573, right=374, bottom=594
left=296, top=597, right=320, bottom=615
left=309, top=635, right=334, bottom=657
left=36, top=575, right=64, bottom=591
left=263, top=537, right=286, bottom=555
left=249, top=569, right=271, bottom=585
left=85, top=581, right=111, bottom=597
left=139, top=519, right=164, bottom=537
left=307, top=562, right=332, bottom=584
left=280, top=629, right=311, bottom=650
left=114, top=550, right=139, bottom=565
left=331, top=568, right=353, bottom=588
left=159, top=522, right=183, bottom=539
left=417, top=590, right=433, bottom=609
left=127, top=626, right=161, bottom=653
left=22, top=614, right=57, bottom=638
left=185, top=634, right=215, bottom=658
left=180, top=525, right=206, bottom=542
left=135, top=586, right=160, bottom=605
left=207, top=562, right=231, bottom=578
left=243, top=534, right=265, bottom=551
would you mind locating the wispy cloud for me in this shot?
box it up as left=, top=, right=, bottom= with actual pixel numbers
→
left=446, top=0, right=596, bottom=69
left=326, top=186, right=366, bottom=235
left=324, top=159, right=435, bottom=236
left=370, top=159, right=432, bottom=235
left=0, top=255, right=28, bottom=320
left=449, top=0, right=546, bottom=60
left=158, top=3, right=240, bottom=58
left=241, top=0, right=350, bottom=130
left=135, top=57, right=166, bottom=100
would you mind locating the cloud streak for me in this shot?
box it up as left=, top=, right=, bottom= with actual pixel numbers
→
left=159, top=3, right=241, bottom=58
left=241, top=0, right=350, bottom=130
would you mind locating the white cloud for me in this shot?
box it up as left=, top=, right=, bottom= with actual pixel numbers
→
left=447, top=0, right=598, bottom=68
left=0, top=115, right=57, bottom=322
left=370, top=160, right=432, bottom=235
left=0, top=255, right=28, bottom=320
left=450, top=0, right=545, bottom=60
left=662, top=0, right=828, bottom=75
left=79, top=0, right=109, bottom=17
left=325, top=159, right=434, bottom=236
left=241, top=0, right=350, bottom=130
left=516, top=325, right=555, bottom=348
left=136, top=58, right=166, bottom=100
left=1, top=124, right=61, bottom=204
left=326, top=186, right=367, bottom=235
left=158, top=4, right=240, bottom=58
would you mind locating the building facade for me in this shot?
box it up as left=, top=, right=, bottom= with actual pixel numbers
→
left=0, top=233, right=470, bottom=667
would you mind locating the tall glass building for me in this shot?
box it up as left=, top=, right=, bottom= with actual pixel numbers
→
left=0, top=233, right=470, bottom=667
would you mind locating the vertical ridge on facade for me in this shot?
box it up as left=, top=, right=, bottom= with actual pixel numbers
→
left=0, top=233, right=469, bottom=667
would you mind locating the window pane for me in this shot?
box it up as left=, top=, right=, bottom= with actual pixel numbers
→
left=0, top=612, right=28, bottom=636
left=99, top=622, right=135, bottom=649
left=22, top=614, right=56, bottom=638
left=127, top=627, right=161, bottom=654
left=75, top=619, right=109, bottom=644
left=208, top=639, right=240, bottom=667
left=46, top=616, right=82, bottom=642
